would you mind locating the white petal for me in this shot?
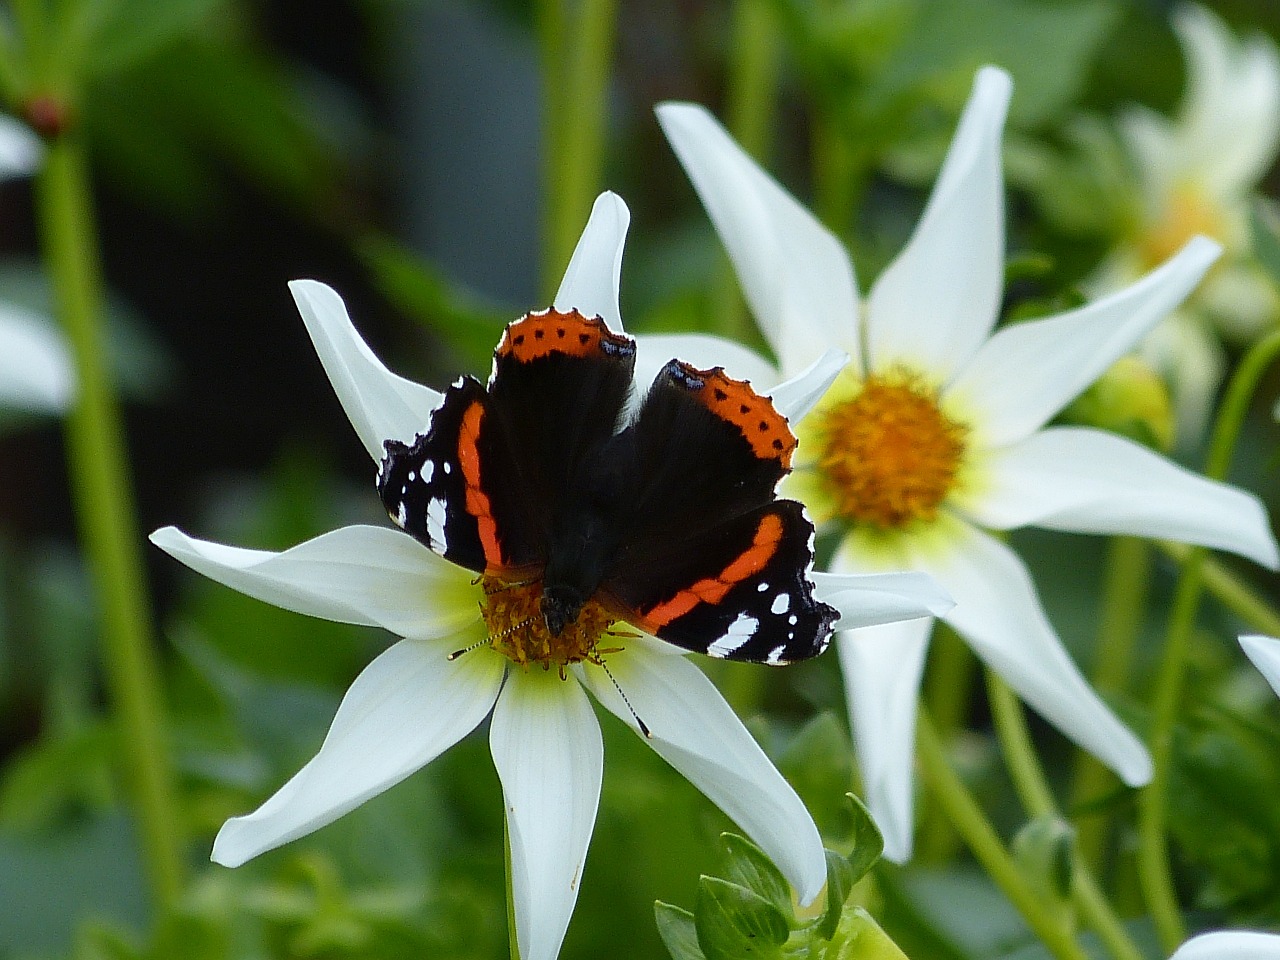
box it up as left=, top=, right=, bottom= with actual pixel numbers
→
left=491, top=671, right=603, bottom=960
left=149, top=525, right=480, bottom=640
left=212, top=638, right=505, bottom=866
left=811, top=569, right=953, bottom=629
left=948, top=237, right=1220, bottom=447
left=962, top=427, right=1278, bottom=569
left=0, top=115, right=42, bottom=179
left=1170, top=931, right=1280, bottom=960
left=656, top=101, right=860, bottom=375
left=1240, top=635, right=1280, bottom=700
left=767, top=348, right=848, bottom=425
left=631, top=332, right=779, bottom=394
left=834, top=617, right=933, bottom=863
left=923, top=518, right=1152, bottom=786
left=580, top=639, right=825, bottom=904
left=290, top=279, right=443, bottom=461
left=553, top=191, right=630, bottom=331
left=0, top=304, right=74, bottom=412
left=866, top=67, right=1010, bottom=383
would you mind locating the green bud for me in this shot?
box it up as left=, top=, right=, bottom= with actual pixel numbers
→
left=1062, top=354, right=1175, bottom=451
left=1011, top=816, right=1076, bottom=929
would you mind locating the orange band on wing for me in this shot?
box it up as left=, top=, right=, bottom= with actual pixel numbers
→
left=641, top=512, right=784, bottom=628
left=458, top=400, right=503, bottom=568
left=674, top=363, right=796, bottom=469
left=496, top=309, right=633, bottom=363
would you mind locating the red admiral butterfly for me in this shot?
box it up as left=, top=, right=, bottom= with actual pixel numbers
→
left=378, top=308, right=837, bottom=665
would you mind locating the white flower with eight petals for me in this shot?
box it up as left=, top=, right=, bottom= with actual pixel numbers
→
left=658, top=66, right=1279, bottom=862
left=150, top=192, right=953, bottom=960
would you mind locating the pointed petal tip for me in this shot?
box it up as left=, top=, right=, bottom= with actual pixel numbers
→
left=209, top=823, right=251, bottom=868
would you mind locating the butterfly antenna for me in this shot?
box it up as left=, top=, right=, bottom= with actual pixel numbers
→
left=446, top=638, right=490, bottom=661
left=601, top=661, right=651, bottom=739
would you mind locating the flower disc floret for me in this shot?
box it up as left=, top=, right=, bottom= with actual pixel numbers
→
left=814, top=371, right=968, bottom=530
left=481, top=575, right=618, bottom=671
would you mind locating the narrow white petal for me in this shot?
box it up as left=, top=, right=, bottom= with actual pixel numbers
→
left=149, top=525, right=480, bottom=640
left=289, top=279, right=442, bottom=461
left=834, top=617, right=933, bottom=863
left=553, top=191, right=630, bottom=331
left=631, top=333, right=779, bottom=394
left=963, top=427, right=1278, bottom=569
left=0, top=115, right=42, bottom=179
left=212, top=638, right=505, bottom=866
left=866, top=67, right=1010, bottom=382
left=656, top=101, right=860, bottom=375
left=1170, top=931, right=1280, bottom=960
left=0, top=304, right=74, bottom=412
left=580, top=640, right=826, bottom=904
left=925, top=519, right=1152, bottom=786
left=948, top=237, right=1220, bottom=447
left=811, top=569, right=953, bottom=629
left=491, top=671, right=603, bottom=960
left=1240, top=635, right=1280, bottom=700
left=767, top=348, right=848, bottom=425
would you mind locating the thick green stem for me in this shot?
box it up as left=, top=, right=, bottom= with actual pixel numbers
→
left=36, top=136, right=185, bottom=908
left=1137, top=327, right=1280, bottom=953
left=916, top=711, right=1091, bottom=960
left=1072, top=536, right=1152, bottom=867
left=536, top=0, right=618, bottom=301
left=985, top=673, right=1145, bottom=960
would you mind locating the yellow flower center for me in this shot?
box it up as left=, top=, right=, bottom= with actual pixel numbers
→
left=1137, top=184, right=1226, bottom=270
left=813, top=371, right=968, bottom=530
left=479, top=575, right=619, bottom=672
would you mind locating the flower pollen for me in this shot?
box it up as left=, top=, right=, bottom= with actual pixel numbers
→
left=480, top=575, right=617, bottom=672
left=815, top=371, right=967, bottom=530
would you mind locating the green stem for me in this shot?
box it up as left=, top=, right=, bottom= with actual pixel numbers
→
left=35, top=136, right=185, bottom=907
left=916, top=711, right=1091, bottom=960
left=985, top=672, right=1145, bottom=960
left=1137, top=327, right=1280, bottom=953
left=1159, top=542, right=1280, bottom=637
left=536, top=0, right=618, bottom=301
left=1072, top=536, right=1152, bottom=868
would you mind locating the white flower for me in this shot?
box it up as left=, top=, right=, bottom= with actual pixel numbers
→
left=658, top=66, right=1280, bottom=862
left=0, top=115, right=42, bottom=181
left=1097, top=3, right=1280, bottom=443
left=151, top=192, right=953, bottom=960
left=0, top=302, right=73, bottom=412
left=1170, top=930, right=1280, bottom=959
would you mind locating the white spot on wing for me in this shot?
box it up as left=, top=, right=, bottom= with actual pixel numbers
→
left=395, top=502, right=407, bottom=529
left=442, top=460, right=452, bottom=475
left=423, top=459, right=434, bottom=483
left=770, top=593, right=790, bottom=615
left=765, top=644, right=788, bottom=665
left=756, top=582, right=769, bottom=593
left=426, top=497, right=448, bottom=547
left=706, top=613, right=758, bottom=659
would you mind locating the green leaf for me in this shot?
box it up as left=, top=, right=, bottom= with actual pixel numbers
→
left=842, top=907, right=913, bottom=959
left=847, top=792, right=885, bottom=884
left=694, top=877, right=789, bottom=960
left=720, top=833, right=793, bottom=918
left=655, top=901, right=707, bottom=960
left=81, top=0, right=224, bottom=78
left=818, top=848, right=856, bottom=941
left=1250, top=197, right=1280, bottom=291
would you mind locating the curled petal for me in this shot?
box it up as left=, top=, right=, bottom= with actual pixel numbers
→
left=1170, top=931, right=1280, bottom=960
left=866, top=67, right=1010, bottom=383
left=554, top=191, right=630, bottom=331
left=212, top=638, right=505, bottom=866
left=947, top=237, right=1220, bottom=447
left=961, top=427, right=1278, bottom=569
left=767, top=348, right=848, bottom=425
left=922, top=517, right=1152, bottom=786
left=656, top=101, right=860, bottom=375
left=290, top=279, right=442, bottom=460
left=580, top=640, right=826, bottom=904
left=149, top=525, right=479, bottom=640
left=811, top=569, right=953, bottom=630
left=1240, top=635, right=1280, bottom=700
left=0, top=304, right=74, bottom=412
left=834, top=617, right=933, bottom=863
left=491, top=671, right=603, bottom=960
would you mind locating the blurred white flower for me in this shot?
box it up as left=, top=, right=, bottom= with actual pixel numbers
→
left=151, top=193, right=953, bottom=960
left=659, top=66, right=1279, bottom=862
left=1170, top=930, right=1280, bottom=958
left=0, top=302, right=72, bottom=412
left=0, top=115, right=42, bottom=180
left=1096, top=3, right=1280, bottom=444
